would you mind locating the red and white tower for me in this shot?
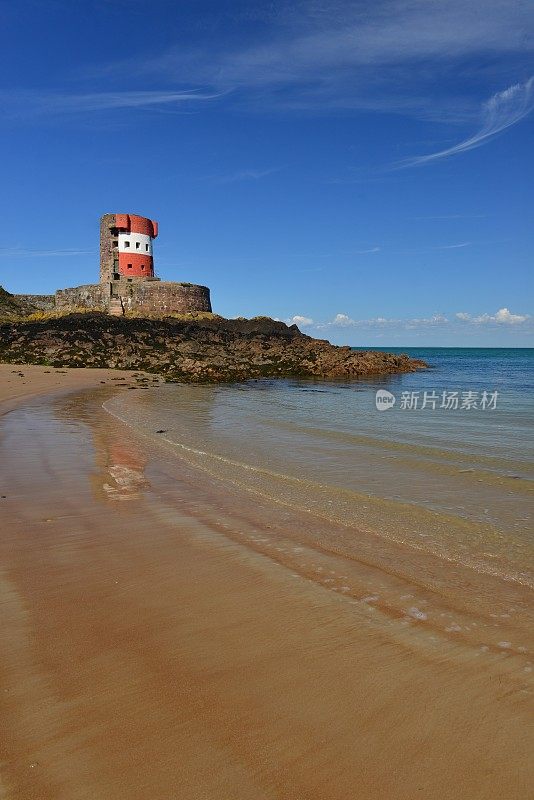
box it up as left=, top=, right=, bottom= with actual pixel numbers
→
left=94, top=212, right=212, bottom=315
left=114, top=213, right=158, bottom=278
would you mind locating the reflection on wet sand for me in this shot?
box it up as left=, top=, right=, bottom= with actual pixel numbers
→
left=0, top=387, right=533, bottom=799
left=94, top=433, right=149, bottom=501
left=55, top=391, right=150, bottom=502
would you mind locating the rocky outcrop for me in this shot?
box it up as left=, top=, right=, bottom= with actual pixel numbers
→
left=14, top=293, right=56, bottom=312
left=0, top=312, right=427, bottom=382
left=0, top=287, right=40, bottom=318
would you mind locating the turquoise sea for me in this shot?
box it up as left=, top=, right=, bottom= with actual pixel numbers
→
left=350, top=346, right=533, bottom=461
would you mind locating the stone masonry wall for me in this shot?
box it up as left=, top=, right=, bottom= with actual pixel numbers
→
left=120, top=281, right=212, bottom=314
left=100, top=213, right=116, bottom=284
left=54, top=281, right=212, bottom=315
left=55, top=284, right=107, bottom=311
left=15, top=294, right=56, bottom=311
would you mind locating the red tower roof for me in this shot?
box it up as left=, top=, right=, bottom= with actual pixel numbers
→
left=114, top=214, right=158, bottom=238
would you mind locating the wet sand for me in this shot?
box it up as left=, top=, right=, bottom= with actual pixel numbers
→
left=0, top=365, right=533, bottom=799
left=0, top=364, right=155, bottom=415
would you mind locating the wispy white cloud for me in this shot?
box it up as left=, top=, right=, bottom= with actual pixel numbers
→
left=2, top=90, right=222, bottom=119
left=202, top=167, right=280, bottom=184
left=96, top=1, right=534, bottom=119
left=390, top=241, right=473, bottom=254
left=405, top=314, right=449, bottom=328
left=5, top=2, right=534, bottom=132
left=412, top=214, right=488, bottom=220
left=0, top=247, right=93, bottom=257
left=398, top=77, right=534, bottom=167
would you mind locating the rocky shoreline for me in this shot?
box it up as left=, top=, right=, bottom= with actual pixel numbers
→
left=0, top=312, right=427, bottom=383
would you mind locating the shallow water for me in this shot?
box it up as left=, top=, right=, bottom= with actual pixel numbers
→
left=105, top=348, right=534, bottom=589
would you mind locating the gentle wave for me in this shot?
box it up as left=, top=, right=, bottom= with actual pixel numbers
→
left=103, top=384, right=534, bottom=589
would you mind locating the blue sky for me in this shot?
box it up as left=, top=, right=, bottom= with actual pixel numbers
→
left=1, top=0, right=533, bottom=345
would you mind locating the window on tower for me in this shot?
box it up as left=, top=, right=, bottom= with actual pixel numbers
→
left=145, top=244, right=149, bottom=251
left=127, top=264, right=132, bottom=269
left=136, top=242, right=140, bottom=249
left=124, top=241, right=130, bottom=248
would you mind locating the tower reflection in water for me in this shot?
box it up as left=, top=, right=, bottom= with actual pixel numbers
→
left=94, top=433, right=149, bottom=501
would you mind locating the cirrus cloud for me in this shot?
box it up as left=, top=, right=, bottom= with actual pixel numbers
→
left=87, top=0, right=534, bottom=122
left=1, top=90, right=223, bottom=119
left=399, top=77, right=534, bottom=168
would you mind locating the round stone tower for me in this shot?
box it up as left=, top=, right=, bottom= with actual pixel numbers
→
left=100, top=213, right=159, bottom=283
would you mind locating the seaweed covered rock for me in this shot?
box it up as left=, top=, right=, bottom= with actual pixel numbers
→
left=0, top=286, right=39, bottom=319
left=0, top=312, right=427, bottom=382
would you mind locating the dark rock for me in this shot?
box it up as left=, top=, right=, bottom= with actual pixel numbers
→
left=0, top=312, right=427, bottom=383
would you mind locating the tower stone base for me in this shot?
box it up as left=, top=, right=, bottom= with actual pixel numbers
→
left=55, top=280, right=212, bottom=316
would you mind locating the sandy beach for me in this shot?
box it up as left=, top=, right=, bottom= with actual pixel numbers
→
left=0, top=364, right=533, bottom=800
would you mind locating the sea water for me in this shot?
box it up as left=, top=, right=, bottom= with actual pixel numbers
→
left=105, top=347, right=534, bottom=586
